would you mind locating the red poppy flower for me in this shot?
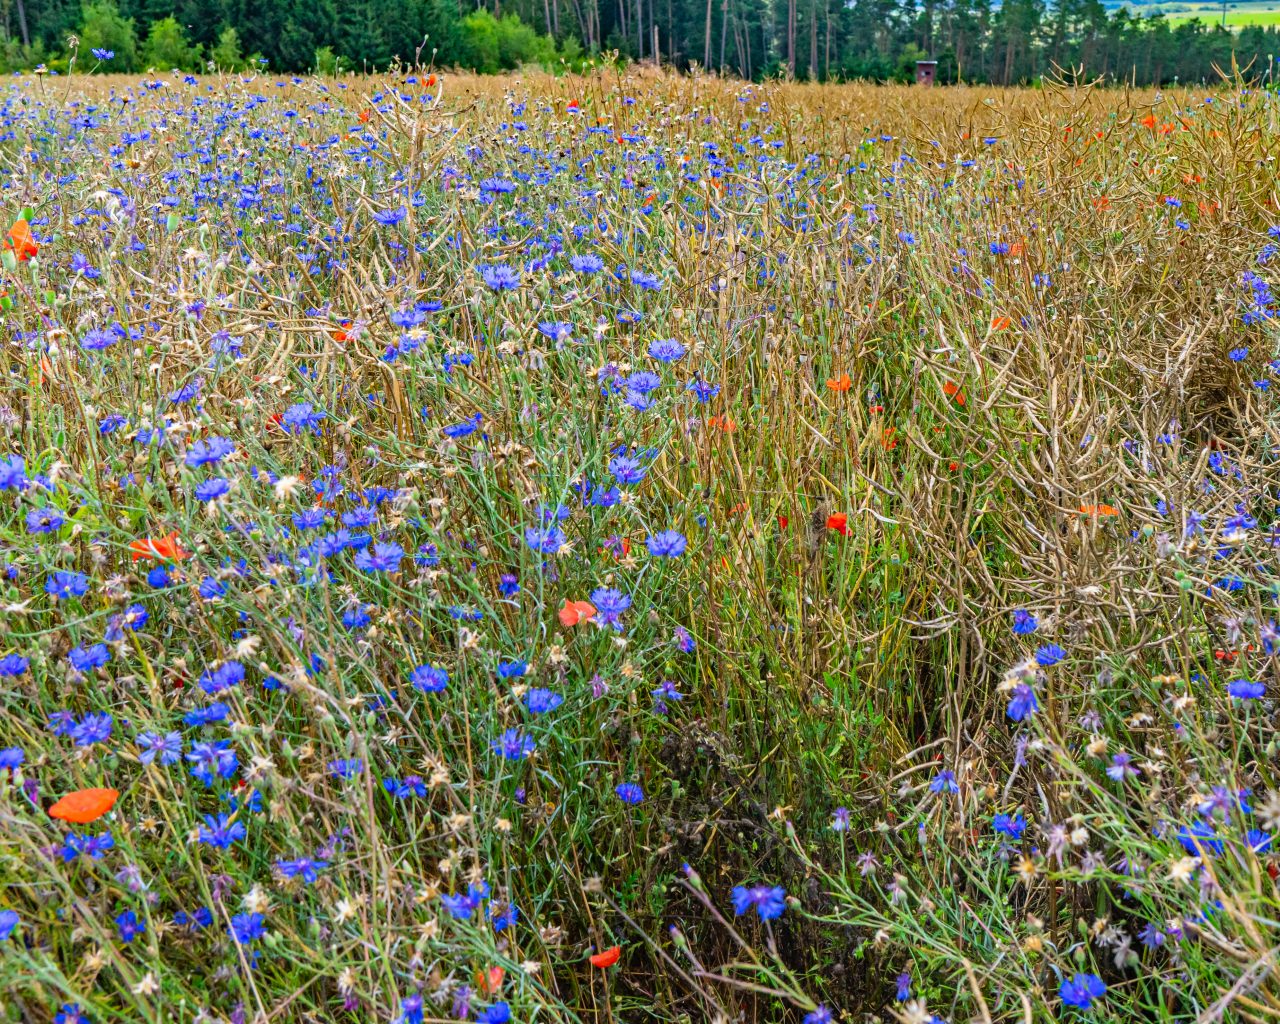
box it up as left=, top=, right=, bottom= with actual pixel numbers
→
left=826, top=373, right=852, bottom=392
left=558, top=600, right=596, bottom=627
left=474, top=966, right=504, bottom=994
left=49, top=788, right=118, bottom=824
left=826, top=513, right=849, bottom=536
left=6, top=219, right=37, bottom=261
left=777, top=514, right=789, bottom=530
left=589, top=945, right=621, bottom=968
left=129, top=532, right=191, bottom=563
left=942, top=381, right=965, bottom=406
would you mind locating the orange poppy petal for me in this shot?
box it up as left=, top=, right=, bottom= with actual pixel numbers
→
left=558, top=600, right=597, bottom=627
left=589, top=945, right=621, bottom=968
left=48, top=788, right=119, bottom=824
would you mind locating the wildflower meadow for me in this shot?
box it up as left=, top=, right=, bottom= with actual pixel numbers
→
left=2, top=62, right=1280, bottom=1024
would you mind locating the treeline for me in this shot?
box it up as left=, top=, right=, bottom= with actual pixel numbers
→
left=6, top=0, right=1280, bottom=84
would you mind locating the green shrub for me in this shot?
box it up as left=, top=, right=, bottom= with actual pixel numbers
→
left=209, top=25, right=245, bottom=71
left=454, top=9, right=556, bottom=72
left=141, top=16, right=199, bottom=71
left=78, top=0, right=138, bottom=71
left=313, top=45, right=347, bottom=75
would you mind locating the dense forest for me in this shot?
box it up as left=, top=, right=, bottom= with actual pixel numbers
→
left=4, top=0, right=1280, bottom=85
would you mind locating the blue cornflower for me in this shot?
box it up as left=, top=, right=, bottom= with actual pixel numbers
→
left=0, top=454, right=26, bottom=491
left=524, top=688, right=563, bottom=713
left=1230, top=347, right=1250, bottom=362
left=730, top=883, right=786, bottom=921
left=277, top=857, right=328, bottom=883
left=137, top=731, right=183, bottom=765
left=342, top=605, right=372, bottom=631
left=410, top=664, right=448, bottom=693
left=194, top=478, right=230, bottom=502
left=895, top=972, right=912, bottom=1001
left=1138, top=922, right=1166, bottom=949
left=440, top=881, right=489, bottom=918
left=1107, top=751, right=1140, bottom=780
left=491, top=728, right=536, bottom=760
left=355, top=541, right=404, bottom=572
left=673, top=625, right=696, bottom=652
left=1059, top=973, right=1106, bottom=1009
left=0, top=910, right=18, bottom=940
left=0, top=746, right=23, bottom=769
left=993, top=812, right=1026, bottom=839
left=198, top=812, right=246, bottom=849
left=625, top=370, right=662, bottom=395
left=615, top=782, right=644, bottom=804
left=591, top=587, right=631, bottom=629
left=929, top=769, right=959, bottom=794
left=228, top=912, right=267, bottom=943
left=524, top=524, right=565, bottom=555
left=646, top=530, right=687, bottom=557
left=115, top=909, right=145, bottom=944
left=280, top=402, right=326, bottom=434
left=68, top=644, right=110, bottom=673
left=537, top=321, right=574, bottom=342
left=374, top=207, right=405, bottom=226
left=496, top=660, right=527, bottom=679
left=71, top=712, right=113, bottom=747
left=478, top=1003, right=511, bottom=1024
left=397, top=994, right=424, bottom=1024
left=490, top=903, right=519, bottom=931
left=60, top=832, right=114, bottom=861
left=803, top=1008, right=833, bottom=1024
left=199, top=661, right=245, bottom=695
left=1229, top=678, right=1266, bottom=699
left=183, top=704, right=229, bottom=727
left=481, top=264, right=520, bottom=290
left=186, top=740, right=238, bottom=786
left=25, top=507, right=64, bottom=533
left=1034, top=643, right=1066, bottom=667
left=1178, top=821, right=1224, bottom=856
left=383, top=775, right=427, bottom=798
left=686, top=378, right=720, bottom=403
left=46, top=570, right=89, bottom=599
left=648, top=338, right=686, bottom=362
left=92, top=48, right=114, bottom=60
left=608, top=455, right=646, bottom=485
left=329, top=758, right=364, bottom=779
left=1007, top=683, right=1039, bottom=721
left=81, top=327, right=118, bottom=351
left=293, top=508, right=328, bottom=530
left=185, top=437, right=235, bottom=466
left=1011, top=609, right=1037, bottom=635
left=570, top=253, right=604, bottom=273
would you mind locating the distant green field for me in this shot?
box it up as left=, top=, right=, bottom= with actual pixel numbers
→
left=1132, top=0, right=1280, bottom=25
left=1168, top=6, right=1280, bottom=24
